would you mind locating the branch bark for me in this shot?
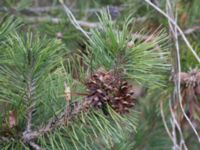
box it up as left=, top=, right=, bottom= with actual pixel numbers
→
left=22, top=98, right=91, bottom=143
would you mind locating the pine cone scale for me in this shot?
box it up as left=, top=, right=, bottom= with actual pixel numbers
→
left=85, top=70, right=138, bottom=114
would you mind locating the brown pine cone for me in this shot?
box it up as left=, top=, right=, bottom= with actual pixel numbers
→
left=85, top=70, right=138, bottom=114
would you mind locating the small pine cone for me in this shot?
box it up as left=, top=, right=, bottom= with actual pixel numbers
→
left=110, top=81, right=136, bottom=114
left=85, top=70, right=137, bottom=114
left=85, top=71, right=116, bottom=108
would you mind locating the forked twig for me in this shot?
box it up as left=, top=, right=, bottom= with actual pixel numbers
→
left=145, top=0, right=200, bottom=64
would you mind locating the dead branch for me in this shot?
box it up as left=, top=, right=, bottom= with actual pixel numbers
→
left=0, top=6, right=103, bottom=16
left=24, top=16, right=100, bottom=28
left=145, top=0, right=200, bottom=64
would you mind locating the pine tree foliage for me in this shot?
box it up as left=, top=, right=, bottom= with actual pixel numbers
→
left=0, top=16, right=21, bottom=40
left=0, top=0, right=200, bottom=149
left=85, top=11, right=170, bottom=87
left=0, top=15, right=117, bottom=150
left=0, top=28, right=65, bottom=149
left=0, top=6, right=170, bottom=149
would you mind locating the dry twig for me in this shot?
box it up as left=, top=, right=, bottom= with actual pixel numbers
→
left=59, top=0, right=90, bottom=39
left=166, top=1, right=188, bottom=149
left=145, top=0, right=200, bottom=64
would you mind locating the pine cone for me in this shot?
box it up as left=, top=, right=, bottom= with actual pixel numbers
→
left=85, top=70, right=137, bottom=114
left=110, top=81, right=135, bottom=114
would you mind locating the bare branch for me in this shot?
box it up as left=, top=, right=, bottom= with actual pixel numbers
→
left=145, top=0, right=200, bottom=64
left=0, top=6, right=103, bottom=16
left=59, top=0, right=91, bottom=40
left=25, top=16, right=100, bottom=28
left=182, top=26, right=200, bottom=35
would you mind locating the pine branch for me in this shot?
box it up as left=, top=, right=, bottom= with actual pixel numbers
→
left=26, top=106, right=33, bottom=132
left=22, top=97, right=91, bottom=143
left=0, top=3, right=178, bottom=149
left=25, top=80, right=34, bottom=132
left=29, top=142, right=43, bottom=150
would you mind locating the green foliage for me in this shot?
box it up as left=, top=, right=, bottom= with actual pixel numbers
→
left=38, top=19, right=82, bottom=49
left=0, top=23, right=66, bottom=148
left=132, top=92, right=172, bottom=150
left=0, top=16, right=138, bottom=150
left=1, top=0, right=200, bottom=149
left=36, top=108, right=138, bottom=150
left=0, top=31, right=64, bottom=119
left=84, top=11, right=170, bottom=87
left=180, top=42, right=200, bottom=71
left=0, top=16, right=21, bottom=41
